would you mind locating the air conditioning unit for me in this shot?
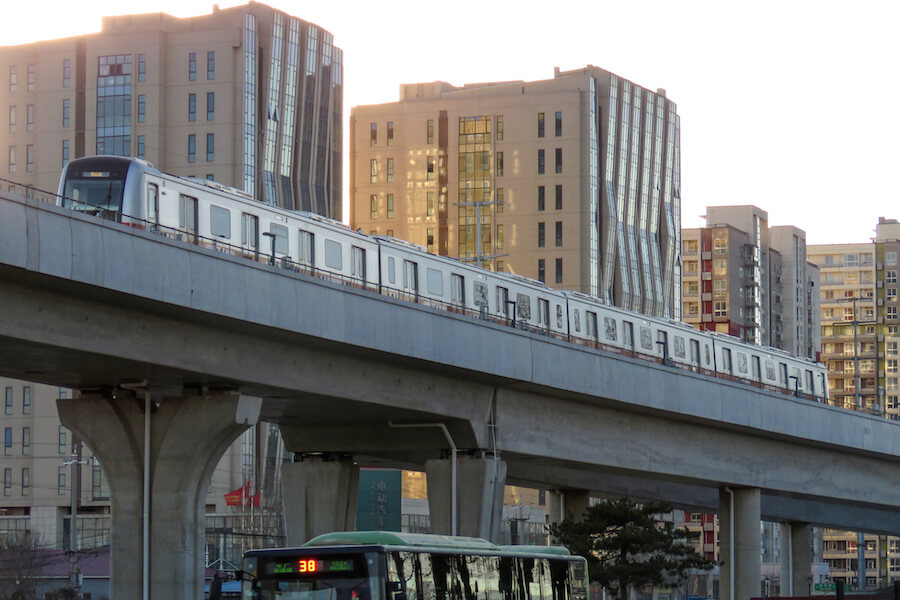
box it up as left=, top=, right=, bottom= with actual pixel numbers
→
left=702, top=313, right=712, bottom=322
left=702, top=293, right=712, bottom=301
left=702, top=251, right=712, bottom=260
left=701, top=272, right=712, bottom=280
left=878, top=281, right=884, bottom=288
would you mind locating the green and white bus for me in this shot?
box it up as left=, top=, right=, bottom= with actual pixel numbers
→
left=239, top=531, right=590, bottom=600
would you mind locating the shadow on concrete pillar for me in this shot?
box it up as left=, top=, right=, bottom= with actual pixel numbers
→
left=281, top=457, right=359, bottom=545
left=718, top=487, right=761, bottom=600
left=425, top=455, right=506, bottom=542
left=790, top=522, right=813, bottom=596
left=547, top=490, right=591, bottom=527
left=57, top=391, right=260, bottom=600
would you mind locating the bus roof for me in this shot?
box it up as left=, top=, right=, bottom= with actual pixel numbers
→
left=304, top=531, right=499, bottom=551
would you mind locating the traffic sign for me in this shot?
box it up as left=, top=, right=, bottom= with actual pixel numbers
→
left=815, top=583, right=836, bottom=592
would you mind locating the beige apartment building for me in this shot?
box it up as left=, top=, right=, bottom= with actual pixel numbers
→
left=682, top=205, right=820, bottom=359
left=0, top=1, right=343, bottom=217
left=350, top=66, right=682, bottom=318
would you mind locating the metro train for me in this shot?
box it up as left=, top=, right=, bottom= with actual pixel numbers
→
left=57, top=155, right=830, bottom=401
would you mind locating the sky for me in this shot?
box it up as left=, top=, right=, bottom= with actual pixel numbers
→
left=6, top=0, right=900, bottom=245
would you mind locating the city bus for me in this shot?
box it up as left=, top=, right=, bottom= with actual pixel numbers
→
left=239, top=531, right=590, bottom=600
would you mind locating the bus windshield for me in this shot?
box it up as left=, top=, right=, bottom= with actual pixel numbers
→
left=242, top=552, right=378, bottom=600
left=249, top=576, right=371, bottom=600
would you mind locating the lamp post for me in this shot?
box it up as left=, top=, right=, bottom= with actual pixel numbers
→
left=261, top=231, right=276, bottom=265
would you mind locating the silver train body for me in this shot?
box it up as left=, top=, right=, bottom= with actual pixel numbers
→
left=58, top=156, right=829, bottom=400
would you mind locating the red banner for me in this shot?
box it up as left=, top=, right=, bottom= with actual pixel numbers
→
left=225, top=481, right=254, bottom=506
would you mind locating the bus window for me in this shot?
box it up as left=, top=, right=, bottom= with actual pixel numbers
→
left=388, top=552, right=420, bottom=600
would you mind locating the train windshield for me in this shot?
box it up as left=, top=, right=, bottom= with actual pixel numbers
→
left=61, top=159, right=129, bottom=217
left=242, top=552, right=379, bottom=600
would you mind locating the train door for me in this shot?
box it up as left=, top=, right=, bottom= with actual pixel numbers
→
left=806, top=370, right=815, bottom=397
left=298, top=230, right=314, bottom=268
left=497, top=286, right=510, bottom=319
left=586, top=311, right=598, bottom=343
left=623, top=321, right=635, bottom=353
left=241, top=213, right=259, bottom=257
left=722, top=348, right=733, bottom=375
left=690, top=339, right=701, bottom=371
left=403, top=259, right=419, bottom=298
left=779, top=363, right=789, bottom=389
left=351, top=246, right=366, bottom=285
left=451, top=274, right=465, bottom=309
left=146, top=183, right=159, bottom=230
left=538, top=298, right=550, bottom=332
left=656, top=330, right=668, bottom=361
left=752, top=356, right=762, bottom=383
left=178, top=193, right=198, bottom=242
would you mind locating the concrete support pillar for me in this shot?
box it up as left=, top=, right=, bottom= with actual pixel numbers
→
left=57, top=391, right=260, bottom=600
left=548, top=489, right=591, bottom=524
left=790, top=522, right=813, bottom=597
left=719, top=488, right=761, bottom=600
left=281, top=458, right=360, bottom=545
left=425, top=455, right=506, bottom=542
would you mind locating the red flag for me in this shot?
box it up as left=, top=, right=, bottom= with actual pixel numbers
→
left=224, top=481, right=251, bottom=506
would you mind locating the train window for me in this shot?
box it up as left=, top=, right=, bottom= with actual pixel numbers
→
left=673, top=336, right=686, bottom=359
left=324, top=239, right=342, bottom=269
left=269, top=223, right=289, bottom=255
left=451, top=274, right=464, bottom=306
left=298, top=230, right=314, bottom=266
left=351, top=246, right=366, bottom=282
left=603, top=317, right=617, bottom=341
left=242, top=214, right=259, bottom=251
left=779, top=363, right=788, bottom=387
left=657, top=330, right=668, bottom=357
left=753, top=356, right=762, bottom=381
left=573, top=309, right=581, bottom=332
left=722, top=349, right=733, bottom=374
left=765, top=360, right=776, bottom=381
left=690, top=340, right=700, bottom=367
left=705, top=345, right=711, bottom=366
left=426, top=268, right=444, bottom=296
left=146, top=184, right=158, bottom=225
left=640, top=327, right=653, bottom=351
left=209, top=205, right=231, bottom=238
left=516, top=293, right=532, bottom=321
left=387, top=257, right=396, bottom=285
left=623, top=321, right=634, bottom=349
left=178, top=194, right=198, bottom=232
left=538, top=298, right=550, bottom=329
left=403, top=260, right=418, bottom=294
left=586, top=311, right=598, bottom=340
left=736, top=353, right=748, bottom=375
left=473, top=281, right=487, bottom=309
left=806, top=370, right=814, bottom=393
left=497, top=286, right=509, bottom=317
left=556, top=305, right=563, bottom=328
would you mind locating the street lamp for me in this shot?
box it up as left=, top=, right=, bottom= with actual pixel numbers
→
left=261, top=231, right=276, bottom=265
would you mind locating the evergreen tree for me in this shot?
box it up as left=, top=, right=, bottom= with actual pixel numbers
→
left=549, top=497, right=715, bottom=599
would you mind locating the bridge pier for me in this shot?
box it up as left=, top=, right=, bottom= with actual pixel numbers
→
left=425, top=455, right=506, bottom=541
left=280, top=456, right=359, bottom=544
left=548, top=489, right=592, bottom=522
left=784, top=522, right=813, bottom=595
left=57, top=391, right=260, bottom=600
left=719, top=487, right=761, bottom=600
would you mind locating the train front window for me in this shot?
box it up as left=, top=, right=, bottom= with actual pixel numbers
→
left=62, top=170, right=125, bottom=215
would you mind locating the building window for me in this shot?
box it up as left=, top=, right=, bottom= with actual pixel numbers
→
left=188, top=134, right=196, bottom=163
left=92, top=460, right=109, bottom=501
left=555, top=184, right=562, bottom=210
left=24, top=145, right=33, bottom=173
left=370, top=122, right=377, bottom=146
left=369, top=158, right=377, bottom=183
left=888, top=252, right=898, bottom=266
left=3, top=468, right=9, bottom=496
left=714, top=279, right=727, bottom=297
left=369, top=195, right=378, bottom=219
left=887, top=270, right=897, bottom=284
left=188, top=52, right=197, bottom=81
left=387, top=194, right=394, bottom=218
left=26, top=104, right=34, bottom=132
left=889, top=306, right=898, bottom=320
left=555, top=221, right=563, bottom=246
left=387, top=121, right=394, bottom=146
left=714, top=238, right=727, bottom=254
left=58, top=467, right=66, bottom=496
left=555, top=258, right=563, bottom=284
left=8, top=105, right=14, bottom=133
left=496, top=224, right=504, bottom=250
left=538, top=222, right=545, bottom=248
left=496, top=115, right=504, bottom=140
left=496, top=188, right=503, bottom=213
left=63, top=58, right=72, bottom=87
left=537, top=149, right=545, bottom=174
left=426, top=191, right=434, bottom=217
left=207, top=51, right=215, bottom=80
left=555, top=148, right=562, bottom=173
left=387, top=157, right=394, bottom=182
left=496, top=151, right=503, bottom=176
left=426, top=156, right=435, bottom=180
left=207, top=92, right=215, bottom=120
left=137, top=95, right=145, bottom=123
left=26, top=64, right=35, bottom=92
left=62, top=98, right=71, bottom=127
left=22, top=427, right=29, bottom=455
left=61, top=140, right=70, bottom=168
left=22, top=387, right=30, bottom=415
left=188, top=93, right=196, bottom=121
left=426, top=228, right=435, bottom=253
left=137, top=135, right=145, bottom=159
left=426, top=119, right=434, bottom=144
left=8, top=146, right=15, bottom=173
left=888, top=288, right=897, bottom=302
left=537, top=112, right=545, bottom=138
left=21, top=468, right=29, bottom=495
left=206, top=133, right=214, bottom=162
left=138, top=54, right=146, bottom=81
left=714, top=301, right=728, bottom=317
left=555, top=111, right=562, bottom=136
left=9, top=66, right=16, bottom=93
left=4, top=428, right=11, bottom=456
left=538, top=259, right=546, bottom=283
left=58, top=426, right=67, bottom=454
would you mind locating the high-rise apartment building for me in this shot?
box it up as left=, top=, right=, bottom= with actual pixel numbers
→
left=682, top=206, right=819, bottom=359
left=0, top=2, right=343, bottom=217
left=350, top=66, right=682, bottom=318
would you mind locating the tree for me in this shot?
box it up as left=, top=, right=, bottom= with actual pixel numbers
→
left=549, top=497, right=715, bottom=600
left=0, top=531, right=50, bottom=600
